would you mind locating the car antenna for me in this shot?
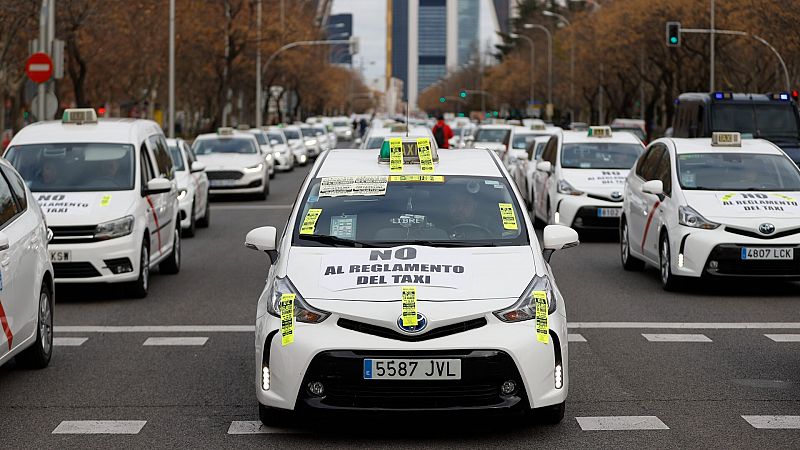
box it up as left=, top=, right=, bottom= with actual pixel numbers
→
left=405, top=104, right=409, bottom=137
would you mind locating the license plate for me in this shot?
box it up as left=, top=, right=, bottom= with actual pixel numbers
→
left=210, top=179, right=236, bottom=187
left=363, top=358, right=461, bottom=380
left=49, top=250, right=71, bottom=262
left=741, top=247, right=794, bottom=260
left=597, top=208, right=622, bottom=218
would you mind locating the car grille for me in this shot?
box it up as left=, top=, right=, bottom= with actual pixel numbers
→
left=50, top=225, right=97, bottom=244
left=724, top=226, right=800, bottom=240
left=206, top=170, right=243, bottom=180
left=299, top=350, right=525, bottom=410
left=53, top=262, right=101, bottom=278
left=705, top=244, right=800, bottom=277
left=337, top=317, right=487, bottom=342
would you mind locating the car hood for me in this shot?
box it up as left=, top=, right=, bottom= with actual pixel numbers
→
left=195, top=153, right=263, bottom=170
left=34, top=190, right=139, bottom=226
left=473, top=142, right=506, bottom=152
left=683, top=190, right=800, bottom=221
left=272, top=143, right=290, bottom=154
left=562, top=168, right=629, bottom=198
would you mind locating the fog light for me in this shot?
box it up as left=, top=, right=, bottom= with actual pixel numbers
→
left=574, top=217, right=583, bottom=226
left=709, top=260, right=718, bottom=269
left=307, top=381, right=325, bottom=397
left=262, top=367, right=270, bottom=391
left=104, top=258, right=133, bottom=274
left=500, top=380, right=516, bottom=395
left=554, top=364, right=563, bottom=389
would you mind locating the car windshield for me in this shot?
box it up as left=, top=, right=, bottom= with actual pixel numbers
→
left=366, top=137, right=386, bottom=149
left=560, top=143, right=643, bottom=169
left=512, top=134, right=538, bottom=149
left=677, top=153, right=800, bottom=191
left=301, top=128, right=316, bottom=137
left=284, top=129, right=300, bottom=140
left=252, top=132, right=268, bottom=146
left=267, top=133, right=285, bottom=144
left=167, top=144, right=185, bottom=171
left=711, top=103, right=800, bottom=139
left=611, top=127, right=646, bottom=142
left=333, top=121, right=349, bottom=127
left=313, top=127, right=326, bottom=135
left=194, top=138, right=257, bottom=155
left=474, top=128, right=510, bottom=143
left=6, top=143, right=135, bottom=192
left=293, top=175, right=528, bottom=247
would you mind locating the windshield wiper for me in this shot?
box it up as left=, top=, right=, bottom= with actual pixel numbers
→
left=374, top=239, right=499, bottom=248
left=297, top=234, right=377, bottom=248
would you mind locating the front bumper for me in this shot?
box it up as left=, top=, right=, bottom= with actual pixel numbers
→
left=274, top=152, right=293, bottom=170
left=555, top=195, right=623, bottom=229
left=255, top=312, right=568, bottom=412
left=179, top=194, right=193, bottom=228
left=207, top=170, right=265, bottom=194
left=50, top=233, right=141, bottom=283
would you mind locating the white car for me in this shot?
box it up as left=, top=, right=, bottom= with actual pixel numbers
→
left=5, top=109, right=181, bottom=298
left=248, top=129, right=276, bottom=179
left=0, top=159, right=54, bottom=369
left=331, top=117, right=354, bottom=141
left=620, top=132, right=800, bottom=290
left=532, top=127, right=644, bottom=230
left=193, top=128, right=270, bottom=199
left=246, top=138, right=579, bottom=425
left=512, top=135, right=552, bottom=208
left=281, top=126, right=309, bottom=166
left=311, top=125, right=332, bottom=152
left=264, top=127, right=295, bottom=172
left=360, top=126, right=434, bottom=150
left=469, top=124, right=515, bottom=158
left=298, top=125, right=323, bottom=158
left=167, top=138, right=210, bottom=237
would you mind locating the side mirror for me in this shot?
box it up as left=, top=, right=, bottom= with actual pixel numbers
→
left=542, top=225, right=579, bottom=262
left=144, top=178, right=172, bottom=195
left=245, top=226, right=278, bottom=263
left=536, top=161, right=552, bottom=173
left=641, top=179, right=664, bottom=196
left=0, top=231, right=8, bottom=251
left=270, top=139, right=279, bottom=145
left=190, top=162, right=206, bottom=173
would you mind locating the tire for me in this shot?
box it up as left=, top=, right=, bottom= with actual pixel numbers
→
left=620, top=218, right=645, bottom=271
left=15, top=281, right=53, bottom=369
left=256, top=178, right=268, bottom=200
left=160, top=227, right=181, bottom=275
left=259, top=403, right=293, bottom=427
left=197, top=195, right=210, bottom=228
left=660, top=232, right=682, bottom=291
left=183, top=200, right=196, bottom=238
left=533, top=401, right=565, bottom=425
left=269, top=164, right=276, bottom=179
left=130, top=240, right=150, bottom=298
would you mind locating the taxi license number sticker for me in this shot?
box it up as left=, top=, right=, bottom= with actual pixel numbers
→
left=401, top=286, right=417, bottom=326
left=100, top=195, right=111, bottom=206
left=416, top=138, right=435, bottom=173
left=498, top=203, right=518, bottom=230
left=319, top=176, right=388, bottom=197
left=534, top=290, right=549, bottom=344
left=389, top=138, right=403, bottom=173
left=389, top=175, right=445, bottom=183
left=280, top=293, right=295, bottom=346
left=299, top=208, right=322, bottom=235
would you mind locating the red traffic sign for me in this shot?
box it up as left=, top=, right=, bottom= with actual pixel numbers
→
left=25, top=52, right=53, bottom=84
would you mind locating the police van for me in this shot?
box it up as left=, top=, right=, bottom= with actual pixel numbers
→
left=4, top=109, right=181, bottom=298
left=245, top=137, right=580, bottom=425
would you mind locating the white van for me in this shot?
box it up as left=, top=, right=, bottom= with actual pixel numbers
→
left=4, top=109, right=181, bottom=298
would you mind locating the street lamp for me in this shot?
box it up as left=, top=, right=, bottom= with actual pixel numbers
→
left=541, top=11, right=574, bottom=119
left=522, top=24, right=552, bottom=114
left=509, top=33, right=535, bottom=110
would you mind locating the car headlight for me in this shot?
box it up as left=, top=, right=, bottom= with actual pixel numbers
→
left=267, top=277, right=330, bottom=323
left=177, top=189, right=187, bottom=200
left=557, top=179, right=584, bottom=196
left=243, top=163, right=264, bottom=173
left=493, top=275, right=556, bottom=322
left=678, top=205, right=719, bottom=229
left=265, top=153, right=273, bottom=161
left=94, top=215, right=134, bottom=241
left=305, top=139, right=317, bottom=146
left=344, top=130, right=352, bottom=135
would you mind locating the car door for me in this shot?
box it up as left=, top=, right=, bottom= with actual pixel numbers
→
left=642, top=147, right=674, bottom=260
left=140, top=142, right=159, bottom=260
left=533, top=137, right=557, bottom=219
left=183, top=142, right=205, bottom=217
left=148, top=135, right=177, bottom=258
left=630, top=145, right=665, bottom=261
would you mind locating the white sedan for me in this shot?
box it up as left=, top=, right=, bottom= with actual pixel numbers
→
left=168, top=138, right=210, bottom=237
left=621, top=132, right=800, bottom=290
left=193, top=128, right=270, bottom=199
left=0, top=159, right=54, bottom=369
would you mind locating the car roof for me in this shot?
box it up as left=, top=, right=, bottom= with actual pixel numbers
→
left=477, top=124, right=513, bottom=130
left=195, top=131, right=258, bottom=141
left=561, top=130, right=641, bottom=144
left=9, top=118, right=161, bottom=146
left=664, top=137, right=785, bottom=155
left=316, top=148, right=502, bottom=178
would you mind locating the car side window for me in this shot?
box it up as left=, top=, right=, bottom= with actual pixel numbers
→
left=1, top=166, right=27, bottom=211
left=640, top=146, right=665, bottom=181
left=150, top=135, right=175, bottom=180
left=635, top=148, right=652, bottom=178
left=542, top=137, right=558, bottom=165
left=140, top=144, right=155, bottom=188
left=183, top=143, right=196, bottom=166
left=0, top=172, right=19, bottom=229
left=654, top=149, right=672, bottom=196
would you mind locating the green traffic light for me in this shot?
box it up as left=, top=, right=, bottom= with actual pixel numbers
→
left=459, top=91, right=467, bottom=98
left=492, top=111, right=499, bottom=117
left=670, top=37, right=678, bottom=44
left=439, top=97, right=446, bottom=103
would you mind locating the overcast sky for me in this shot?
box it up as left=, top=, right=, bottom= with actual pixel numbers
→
left=330, top=0, right=499, bottom=92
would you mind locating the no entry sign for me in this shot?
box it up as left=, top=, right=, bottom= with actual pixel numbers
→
left=26, top=53, right=53, bottom=84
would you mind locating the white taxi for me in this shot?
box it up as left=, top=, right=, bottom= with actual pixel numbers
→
left=193, top=128, right=270, bottom=199
left=532, top=127, right=644, bottom=230
left=167, top=138, right=210, bottom=237
left=245, top=138, right=579, bottom=424
left=5, top=109, right=181, bottom=298
left=469, top=124, right=514, bottom=157
left=0, top=159, right=54, bottom=369
left=621, top=132, right=800, bottom=290
left=264, top=127, right=295, bottom=172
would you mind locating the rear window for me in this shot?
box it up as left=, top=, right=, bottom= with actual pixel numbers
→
left=194, top=138, right=257, bottom=155
left=712, top=103, right=800, bottom=139
left=284, top=129, right=300, bottom=140
left=474, top=129, right=510, bottom=144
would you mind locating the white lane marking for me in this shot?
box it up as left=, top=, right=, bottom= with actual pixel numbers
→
left=568, top=333, right=587, bottom=342
left=53, top=337, right=88, bottom=346
left=143, top=337, right=208, bottom=346
left=742, top=415, right=800, bottom=429
left=227, top=421, right=301, bottom=434
left=56, top=325, right=254, bottom=333
left=211, top=204, right=294, bottom=210
left=764, top=334, right=800, bottom=342
left=576, top=416, right=669, bottom=431
left=642, top=333, right=712, bottom=342
left=52, top=420, right=147, bottom=434
left=570, top=322, right=800, bottom=329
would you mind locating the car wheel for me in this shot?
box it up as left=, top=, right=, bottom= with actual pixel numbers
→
left=160, top=227, right=181, bottom=275
left=269, top=165, right=276, bottom=179
left=660, top=233, right=682, bottom=291
left=197, top=196, right=210, bottom=228
left=259, top=403, right=293, bottom=427
left=256, top=179, right=268, bottom=200
left=620, top=218, right=645, bottom=271
left=15, top=281, right=53, bottom=369
left=184, top=200, right=196, bottom=238
left=533, top=401, right=565, bottom=425
left=130, top=240, right=150, bottom=298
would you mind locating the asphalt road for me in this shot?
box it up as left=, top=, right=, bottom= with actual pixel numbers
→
left=1, top=148, right=799, bottom=448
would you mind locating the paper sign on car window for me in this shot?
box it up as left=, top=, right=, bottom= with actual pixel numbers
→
left=299, top=208, right=322, bottom=235
left=499, top=203, right=518, bottom=230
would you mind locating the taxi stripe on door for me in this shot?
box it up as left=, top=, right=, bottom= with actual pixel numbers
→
left=0, top=300, right=12, bottom=350
left=640, top=200, right=661, bottom=253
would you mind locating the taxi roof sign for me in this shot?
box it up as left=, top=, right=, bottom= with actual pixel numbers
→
left=62, top=108, right=98, bottom=125
left=711, top=132, right=741, bottom=147
left=531, top=123, right=547, bottom=131
left=217, top=127, right=235, bottom=136
left=587, top=126, right=612, bottom=137
left=378, top=138, right=439, bottom=164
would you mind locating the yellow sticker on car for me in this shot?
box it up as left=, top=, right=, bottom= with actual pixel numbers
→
left=389, top=138, right=403, bottom=173
left=299, top=208, right=322, bottom=235
left=100, top=195, right=111, bottom=206
left=534, top=290, right=549, bottom=344
left=401, top=286, right=417, bottom=326
left=389, top=175, right=445, bottom=182
left=280, top=293, right=295, bottom=346
left=417, top=138, right=435, bottom=173
left=499, top=203, right=518, bottom=230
